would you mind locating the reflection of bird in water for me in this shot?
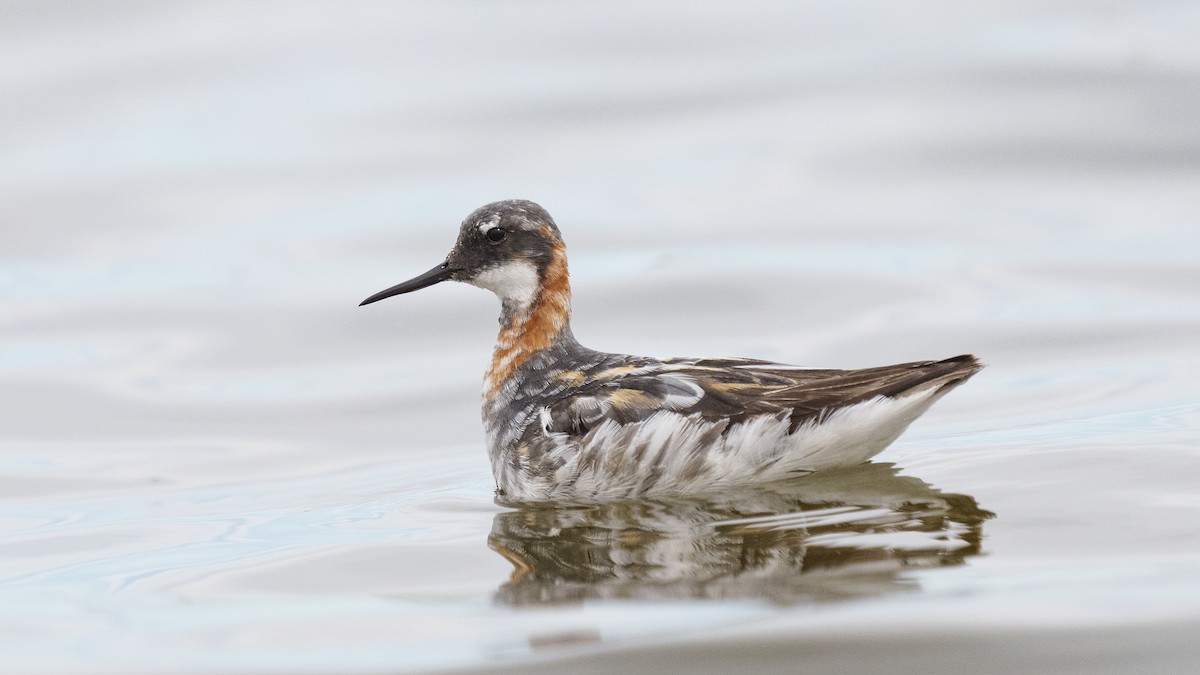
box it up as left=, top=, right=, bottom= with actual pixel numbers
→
left=489, top=463, right=992, bottom=606
left=360, top=200, right=982, bottom=501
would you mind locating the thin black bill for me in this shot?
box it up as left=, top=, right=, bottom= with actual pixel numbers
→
left=359, top=261, right=456, bottom=306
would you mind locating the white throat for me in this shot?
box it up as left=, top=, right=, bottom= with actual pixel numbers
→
left=469, top=260, right=539, bottom=310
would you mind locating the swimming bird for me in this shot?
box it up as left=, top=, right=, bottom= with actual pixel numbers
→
left=360, top=200, right=981, bottom=502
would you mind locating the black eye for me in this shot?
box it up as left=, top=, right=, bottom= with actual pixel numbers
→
left=485, top=227, right=506, bottom=243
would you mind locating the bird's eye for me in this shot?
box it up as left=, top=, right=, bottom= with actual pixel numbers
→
left=485, top=227, right=506, bottom=243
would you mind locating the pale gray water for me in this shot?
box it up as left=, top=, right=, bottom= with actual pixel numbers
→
left=2, top=2, right=1199, bottom=673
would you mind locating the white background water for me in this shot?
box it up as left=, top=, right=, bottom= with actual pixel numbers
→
left=3, top=2, right=1199, bottom=672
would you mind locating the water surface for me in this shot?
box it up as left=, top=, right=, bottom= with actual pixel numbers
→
left=2, top=2, right=1200, bottom=673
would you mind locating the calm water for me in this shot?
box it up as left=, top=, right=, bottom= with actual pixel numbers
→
left=3, top=2, right=1200, bottom=673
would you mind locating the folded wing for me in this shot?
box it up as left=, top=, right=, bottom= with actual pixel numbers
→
left=541, top=354, right=981, bottom=437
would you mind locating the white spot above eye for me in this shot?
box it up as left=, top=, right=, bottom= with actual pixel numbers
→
left=478, top=217, right=500, bottom=236
left=470, top=260, right=539, bottom=308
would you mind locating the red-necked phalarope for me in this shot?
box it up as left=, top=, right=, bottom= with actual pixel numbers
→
left=361, top=200, right=982, bottom=502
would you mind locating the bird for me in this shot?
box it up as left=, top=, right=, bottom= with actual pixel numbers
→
left=360, top=200, right=982, bottom=502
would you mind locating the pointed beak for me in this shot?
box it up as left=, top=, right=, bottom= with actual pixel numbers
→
left=359, top=261, right=457, bottom=306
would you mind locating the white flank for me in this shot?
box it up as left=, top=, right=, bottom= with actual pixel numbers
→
left=470, top=260, right=539, bottom=310
left=530, top=382, right=955, bottom=500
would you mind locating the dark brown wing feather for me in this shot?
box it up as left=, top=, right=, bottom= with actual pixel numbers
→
left=543, top=354, right=982, bottom=437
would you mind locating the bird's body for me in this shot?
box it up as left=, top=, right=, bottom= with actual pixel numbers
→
left=362, top=200, right=981, bottom=502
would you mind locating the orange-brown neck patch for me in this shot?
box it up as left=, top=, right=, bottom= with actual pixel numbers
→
left=484, top=235, right=571, bottom=399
